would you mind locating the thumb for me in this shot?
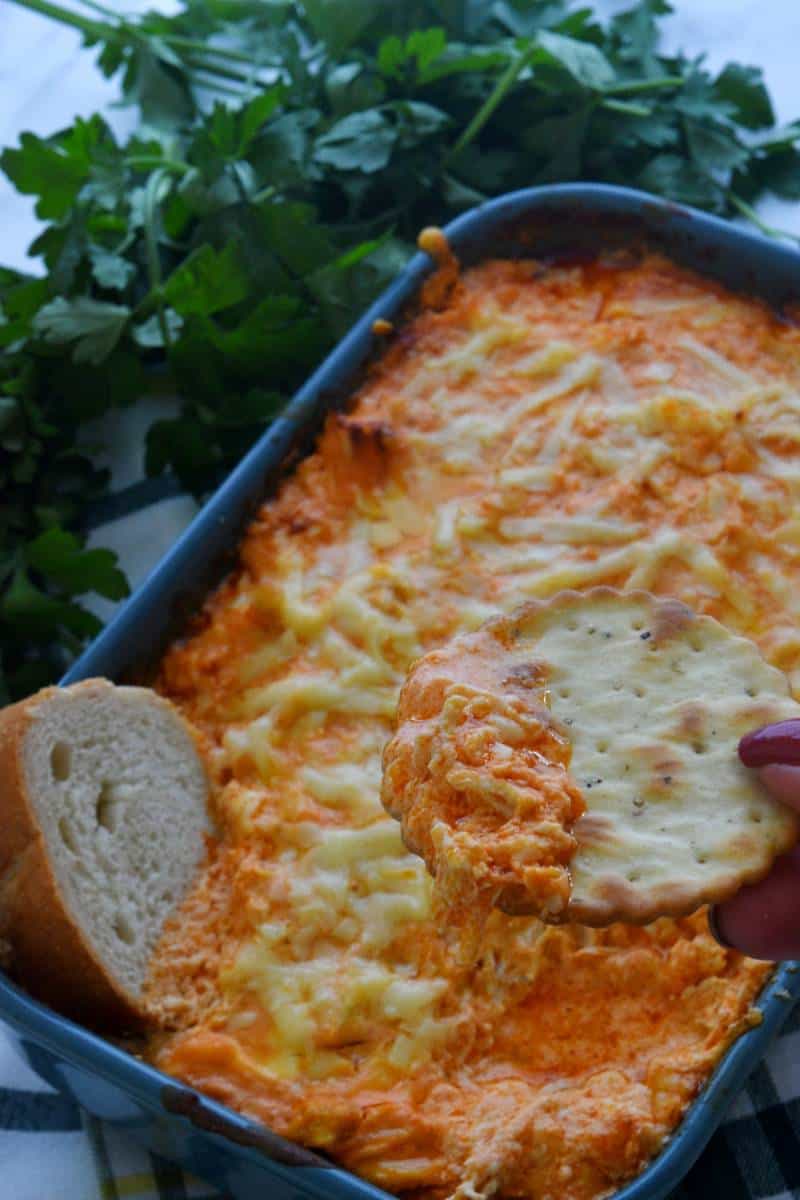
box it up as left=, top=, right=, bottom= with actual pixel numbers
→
left=756, top=764, right=800, bottom=810
left=710, top=846, right=800, bottom=961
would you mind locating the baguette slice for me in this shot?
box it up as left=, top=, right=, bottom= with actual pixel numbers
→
left=0, top=679, right=211, bottom=1030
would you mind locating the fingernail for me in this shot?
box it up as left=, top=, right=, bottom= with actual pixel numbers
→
left=739, top=719, right=800, bottom=768
left=707, top=906, right=734, bottom=950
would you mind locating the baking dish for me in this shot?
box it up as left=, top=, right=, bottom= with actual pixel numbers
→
left=1, top=183, right=799, bottom=1200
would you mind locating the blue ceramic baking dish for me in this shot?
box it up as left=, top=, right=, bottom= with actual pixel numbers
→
left=1, top=183, right=799, bottom=1200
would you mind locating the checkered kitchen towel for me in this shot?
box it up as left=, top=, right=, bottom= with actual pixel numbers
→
left=0, top=1024, right=220, bottom=1200
left=0, top=478, right=798, bottom=1200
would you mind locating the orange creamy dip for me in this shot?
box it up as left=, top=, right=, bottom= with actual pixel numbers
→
left=146, top=250, right=800, bottom=1200
left=382, top=624, right=584, bottom=919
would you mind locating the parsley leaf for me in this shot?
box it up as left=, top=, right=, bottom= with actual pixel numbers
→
left=315, top=109, right=398, bottom=172
left=1, top=567, right=102, bottom=638
left=0, top=117, right=111, bottom=220
left=26, top=528, right=129, bottom=600
left=714, top=63, right=774, bottom=129
left=163, top=243, right=250, bottom=316
left=89, top=247, right=137, bottom=291
left=33, top=297, right=131, bottom=364
left=638, top=152, right=723, bottom=209
left=535, top=32, right=616, bottom=92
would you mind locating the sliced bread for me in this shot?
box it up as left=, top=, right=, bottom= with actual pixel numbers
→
left=0, top=679, right=211, bottom=1029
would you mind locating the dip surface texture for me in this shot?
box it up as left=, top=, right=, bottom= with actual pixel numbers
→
left=146, top=252, right=799, bottom=1200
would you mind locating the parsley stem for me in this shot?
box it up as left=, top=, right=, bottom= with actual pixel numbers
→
left=10, top=0, right=276, bottom=93
left=188, top=71, right=248, bottom=100
left=605, top=75, right=684, bottom=95
left=126, top=156, right=190, bottom=176
left=142, top=169, right=173, bottom=352
left=184, top=55, right=267, bottom=89
left=447, top=65, right=683, bottom=163
left=446, top=44, right=535, bottom=161
left=46, top=0, right=277, bottom=71
left=5, top=0, right=108, bottom=40
left=601, top=98, right=652, bottom=117
left=729, top=193, right=800, bottom=246
left=250, top=185, right=277, bottom=205
left=70, top=0, right=117, bottom=21
left=157, top=35, right=276, bottom=70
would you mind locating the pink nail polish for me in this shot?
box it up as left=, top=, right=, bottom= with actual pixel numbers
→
left=739, top=719, right=800, bottom=767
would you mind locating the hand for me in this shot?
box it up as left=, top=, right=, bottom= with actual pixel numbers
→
left=709, top=720, right=800, bottom=960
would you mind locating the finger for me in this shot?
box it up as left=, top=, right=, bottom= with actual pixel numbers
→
left=710, top=845, right=800, bottom=961
left=757, top=764, right=800, bottom=811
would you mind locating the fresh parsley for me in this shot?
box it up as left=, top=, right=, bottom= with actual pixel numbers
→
left=2, top=0, right=800, bottom=699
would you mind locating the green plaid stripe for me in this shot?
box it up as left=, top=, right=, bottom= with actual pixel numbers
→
left=149, top=1153, right=187, bottom=1200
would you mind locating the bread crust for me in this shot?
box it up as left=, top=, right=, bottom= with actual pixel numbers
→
left=0, top=680, right=177, bottom=1030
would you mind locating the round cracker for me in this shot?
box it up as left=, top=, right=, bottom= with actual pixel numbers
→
left=382, top=588, right=800, bottom=926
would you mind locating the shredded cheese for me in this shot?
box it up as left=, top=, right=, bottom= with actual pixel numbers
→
left=149, top=251, right=793, bottom=1200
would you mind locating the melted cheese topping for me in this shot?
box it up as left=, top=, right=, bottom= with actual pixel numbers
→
left=147, top=253, right=799, bottom=1200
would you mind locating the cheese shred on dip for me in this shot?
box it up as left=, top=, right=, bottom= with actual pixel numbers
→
left=146, top=249, right=799, bottom=1200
